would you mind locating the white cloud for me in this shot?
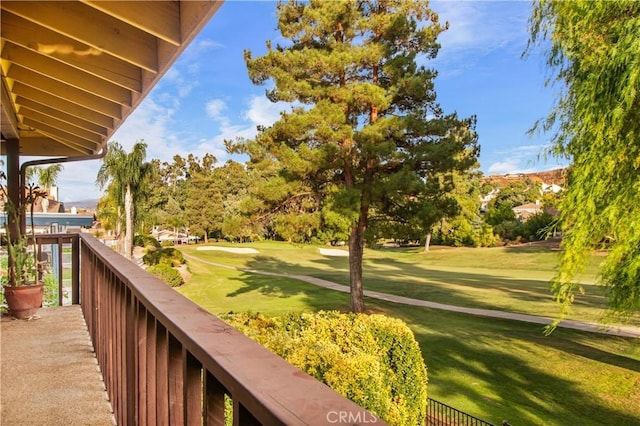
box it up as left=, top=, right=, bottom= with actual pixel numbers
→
left=431, top=1, right=530, bottom=74
left=487, top=159, right=535, bottom=175
left=110, top=98, right=175, bottom=157
left=496, top=143, right=550, bottom=156
left=197, top=95, right=292, bottom=159
left=243, top=96, right=289, bottom=126
left=56, top=92, right=294, bottom=201
left=486, top=143, right=567, bottom=176
left=435, top=2, right=527, bottom=52
left=196, top=39, right=224, bottom=51
left=179, top=38, right=225, bottom=66
left=56, top=160, right=103, bottom=203
left=159, top=68, right=198, bottom=99
left=206, top=99, right=228, bottom=121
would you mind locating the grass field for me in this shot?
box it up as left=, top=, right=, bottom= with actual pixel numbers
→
left=176, top=241, right=640, bottom=425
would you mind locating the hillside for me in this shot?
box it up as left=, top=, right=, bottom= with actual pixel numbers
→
left=482, top=168, right=567, bottom=187
left=65, top=199, right=99, bottom=211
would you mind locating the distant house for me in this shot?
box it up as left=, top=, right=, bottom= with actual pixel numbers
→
left=151, top=227, right=200, bottom=245
left=512, top=201, right=543, bottom=221
left=0, top=194, right=94, bottom=235
left=480, top=169, right=564, bottom=214
left=541, top=183, right=563, bottom=194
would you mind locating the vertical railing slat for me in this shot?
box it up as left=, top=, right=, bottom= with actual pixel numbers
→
left=57, top=237, right=64, bottom=306
left=108, top=268, right=117, bottom=423
left=156, top=324, right=169, bottom=425
left=118, top=281, right=126, bottom=424
left=71, top=235, right=80, bottom=304
left=114, top=274, right=120, bottom=423
left=146, top=315, right=158, bottom=426
left=168, top=335, right=184, bottom=426
left=204, top=371, right=225, bottom=426
left=183, top=351, right=202, bottom=426
left=138, top=304, right=148, bottom=425
left=233, top=400, right=260, bottom=426
left=126, top=288, right=137, bottom=425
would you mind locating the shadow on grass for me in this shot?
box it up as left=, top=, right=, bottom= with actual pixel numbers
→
left=187, top=250, right=639, bottom=425
left=379, top=303, right=640, bottom=426
left=235, top=253, right=610, bottom=317
left=225, top=257, right=351, bottom=312
left=527, top=330, right=640, bottom=373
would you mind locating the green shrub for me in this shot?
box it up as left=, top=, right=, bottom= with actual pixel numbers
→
left=134, top=234, right=160, bottom=248
left=222, top=311, right=427, bottom=425
left=142, top=247, right=185, bottom=267
left=42, top=275, right=68, bottom=307
left=522, top=212, right=556, bottom=241
left=161, top=239, right=175, bottom=247
left=146, top=263, right=184, bottom=287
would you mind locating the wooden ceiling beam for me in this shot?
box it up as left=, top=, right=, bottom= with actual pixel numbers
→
left=1, top=1, right=159, bottom=73
left=15, top=95, right=113, bottom=132
left=82, top=1, right=181, bottom=46
left=1, top=77, right=19, bottom=139
left=11, top=79, right=123, bottom=120
left=19, top=107, right=104, bottom=143
left=1, top=0, right=222, bottom=158
left=4, top=44, right=132, bottom=105
left=22, top=117, right=101, bottom=151
left=1, top=11, right=142, bottom=93
left=16, top=97, right=108, bottom=137
left=3, top=132, right=90, bottom=156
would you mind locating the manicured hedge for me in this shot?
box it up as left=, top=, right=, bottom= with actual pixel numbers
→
left=222, top=311, right=427, bottom=425
left=146, top=263, right=184, bottom=287
left=134, top=234, right=160, bottom=248
left=142, top=247, right=185, bottom=267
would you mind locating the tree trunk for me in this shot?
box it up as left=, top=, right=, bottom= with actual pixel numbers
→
left=424, top=232, right=432, bottom=253
left=124, top=185, right=133, bottom=260
left=116, top=206, right=123, bottom=255
left=348, top=220, right=366, bottom=313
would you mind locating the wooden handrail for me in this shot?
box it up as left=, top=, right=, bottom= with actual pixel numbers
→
left=75, top=233, right=385, bottom=425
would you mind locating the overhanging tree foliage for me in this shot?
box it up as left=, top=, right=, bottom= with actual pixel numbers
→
left=233, top=0, right=479, bottom=312
left=528, top=1, right=640, bottom=319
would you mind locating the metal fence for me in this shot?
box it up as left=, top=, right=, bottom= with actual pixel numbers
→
left=427, top=398, right=497, bottom=426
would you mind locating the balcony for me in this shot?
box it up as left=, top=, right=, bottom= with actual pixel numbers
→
left=1, top=233, right=384, bottom=425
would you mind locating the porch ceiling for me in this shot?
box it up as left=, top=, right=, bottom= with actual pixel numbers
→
left=1, top=1, right=223, bottom=157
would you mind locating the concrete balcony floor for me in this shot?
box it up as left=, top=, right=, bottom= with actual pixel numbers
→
left=1, top=306, right=115, bottom=426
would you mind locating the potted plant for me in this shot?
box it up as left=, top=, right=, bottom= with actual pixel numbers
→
left=1, top=172, right=46, bottom=319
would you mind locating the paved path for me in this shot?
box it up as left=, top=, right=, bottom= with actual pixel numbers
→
left=184, top=253, right=640, bottom=339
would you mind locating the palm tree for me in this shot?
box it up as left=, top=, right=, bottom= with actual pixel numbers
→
left=96, top=187, right=123, bottom=252
left=37, top=164, right=64, bottom=195
left=96, top=141, right=152, bottom=259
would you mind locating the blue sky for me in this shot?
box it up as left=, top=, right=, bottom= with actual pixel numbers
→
left=53, top=1, right=567, bottom=203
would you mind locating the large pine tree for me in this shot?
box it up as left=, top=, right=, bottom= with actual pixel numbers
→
left=235, top=0, right=479, bottom=312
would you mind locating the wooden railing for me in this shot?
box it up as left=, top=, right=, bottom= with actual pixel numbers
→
left=39, top=233, right=384, bottom=425
left=33, top=233, right=79, bottom=305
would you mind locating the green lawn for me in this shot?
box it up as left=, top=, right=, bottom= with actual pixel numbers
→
left=176, top=242, right=640, bottom=425
left=179, top=241, right=629, bottom=325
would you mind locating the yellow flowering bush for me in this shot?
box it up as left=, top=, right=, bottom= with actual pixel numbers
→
left=222, top=311, right=427, bottom=425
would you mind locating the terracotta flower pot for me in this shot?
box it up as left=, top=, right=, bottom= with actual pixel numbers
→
left=3, top=283, right=44, bottom=319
